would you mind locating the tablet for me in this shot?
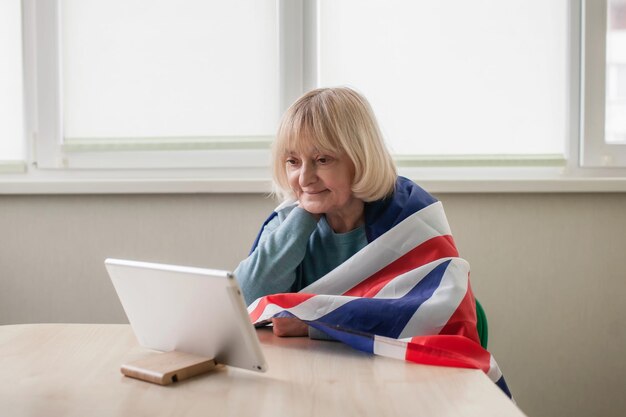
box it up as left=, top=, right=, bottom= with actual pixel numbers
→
left=105, top=258, right=267, bottom=373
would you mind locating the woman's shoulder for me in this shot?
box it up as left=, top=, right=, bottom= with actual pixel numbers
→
left=367, top=176, right=437, bottom=212
left=363, top=176, right=439, bottom=241
left=394, top=176, right=436, bottom=202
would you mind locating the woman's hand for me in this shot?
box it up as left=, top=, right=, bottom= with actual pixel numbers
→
left=271, top=317, right=309, bottom=337
left=297, top=202, right=322, bottom=222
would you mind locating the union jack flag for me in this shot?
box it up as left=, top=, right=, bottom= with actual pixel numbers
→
left=248, top=177, right=512, bottom=398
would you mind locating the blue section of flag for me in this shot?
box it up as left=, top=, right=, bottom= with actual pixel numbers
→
left=307, top=322, right=376, bottom=353
left=314, top=260, right=450, bottom=338
left=249, top=211, right=278, bottom=255
left=364, top=176, right=438, bottom=242
left=496, top=376, right=513, bottom=399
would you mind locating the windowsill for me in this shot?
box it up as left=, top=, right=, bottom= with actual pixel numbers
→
left=0, top=177, right=273, bottom=194
left=2, top=165, right=626, bottom=194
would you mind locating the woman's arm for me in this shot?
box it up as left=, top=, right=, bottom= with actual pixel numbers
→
left=235, top=206, right=319, bottom=305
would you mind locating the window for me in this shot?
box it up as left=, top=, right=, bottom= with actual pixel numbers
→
left=317, top=0, right=568, bottom=160
left=31, top=0, right=277, bottom=174
left=2, top=0, right=625, bottom=191
left=0, top=0, right=25, bottom=172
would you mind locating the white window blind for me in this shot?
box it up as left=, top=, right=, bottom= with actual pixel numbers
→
left=60, top=0, right=279, bottom=141
left=318, top=0, right=568, bottom=158
left=0, top=0, right=24, bottom=162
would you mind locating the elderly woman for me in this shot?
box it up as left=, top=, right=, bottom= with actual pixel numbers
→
left=235, top=85, right=448, bottom=335
left=234, top=87, right=511, bottom=397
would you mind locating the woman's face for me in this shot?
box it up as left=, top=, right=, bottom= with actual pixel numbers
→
left=285, top=145, right=359, bottom=218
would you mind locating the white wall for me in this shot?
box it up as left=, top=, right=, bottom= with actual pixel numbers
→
left=1, top=192, right=625, bottom=417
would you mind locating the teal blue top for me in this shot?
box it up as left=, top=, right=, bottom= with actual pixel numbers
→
left=235, top=205, right=368, bottom=306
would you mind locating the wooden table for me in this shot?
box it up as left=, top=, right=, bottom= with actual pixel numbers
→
left=0, top=324, right=525, bottom=417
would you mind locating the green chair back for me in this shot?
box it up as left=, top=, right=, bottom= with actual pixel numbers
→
left=475, top=299, right=489, bottom=349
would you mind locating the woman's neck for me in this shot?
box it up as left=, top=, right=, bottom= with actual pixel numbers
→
left=325, top=199, right=365, bottom=233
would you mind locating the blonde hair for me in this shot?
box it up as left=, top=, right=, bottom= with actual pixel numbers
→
left=272, top=87, right=397, bottom=202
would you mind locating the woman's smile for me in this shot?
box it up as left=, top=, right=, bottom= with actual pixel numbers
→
left=302, top=189, right=328, bottom=195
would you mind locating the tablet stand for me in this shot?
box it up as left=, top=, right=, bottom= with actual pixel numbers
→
left=121, top=351, right=217, bottom=385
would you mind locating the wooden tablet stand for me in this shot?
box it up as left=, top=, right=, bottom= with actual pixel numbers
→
left=121, top=351, right=217, bottom=385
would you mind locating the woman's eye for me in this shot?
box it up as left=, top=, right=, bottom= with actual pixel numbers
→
left=317, top=157, right=331, bottom=164
left=286, top=158, right=298, bottom=166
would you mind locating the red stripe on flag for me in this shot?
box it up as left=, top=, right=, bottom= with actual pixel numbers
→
left=404, top=335, right=492, bottom=373
left=249, top=293, right=316, bottom=323
left=439, top=282, right=480, bottom=343
left=343, top=235, right=459, bottom=298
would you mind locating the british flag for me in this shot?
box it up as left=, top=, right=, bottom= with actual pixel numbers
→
left=248, top=177, right=511, bottom=398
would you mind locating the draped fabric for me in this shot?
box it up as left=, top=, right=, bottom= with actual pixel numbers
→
left=248, top=177, right=511, bottom=398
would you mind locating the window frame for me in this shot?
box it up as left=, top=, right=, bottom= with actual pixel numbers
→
left=25, top=0, right=287, bottom=173
left=580, top=0, right=626, bottom=167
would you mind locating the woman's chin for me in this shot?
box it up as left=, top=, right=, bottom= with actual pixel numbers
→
left=299, top=202, right=326, bottom=215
